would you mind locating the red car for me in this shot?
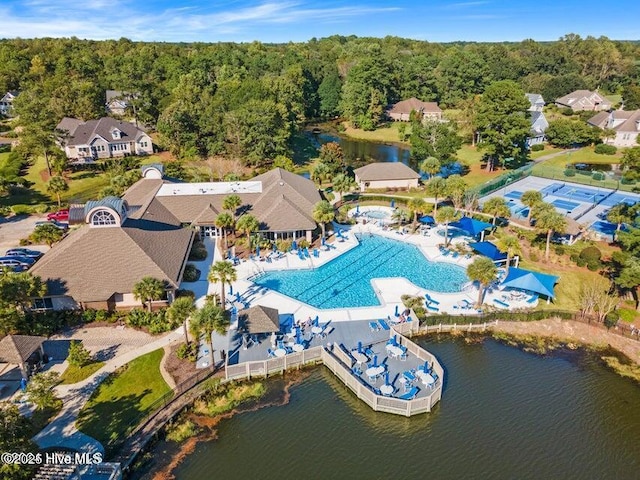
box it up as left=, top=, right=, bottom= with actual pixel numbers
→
left=46, top=209, right=69, bottom=222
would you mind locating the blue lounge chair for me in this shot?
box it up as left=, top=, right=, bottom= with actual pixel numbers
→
left=451, top=251, right=459, bottom=258
left=378, top=319, right=390, bottom=330
left=425, top=294, right=440, bottom=305
left=526, top=293, right=539, bottom=304
left=493, top=298, right=510, bottom=308
left=369, top=321, right=380, bottom=332
left=267, top=348, right=276, bottom=358
left=403, top=371, right=416, bottom=382
left=427, top=304, right=439, bottom=312
left=399, top=386, right=419, bottom=400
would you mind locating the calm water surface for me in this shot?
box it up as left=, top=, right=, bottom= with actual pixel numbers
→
left=171, top=338, right=640, bottom=479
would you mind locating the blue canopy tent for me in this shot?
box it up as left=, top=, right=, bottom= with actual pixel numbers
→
left=419, top=215, right=435, bottom=225
left=468, top=242, right=508, bottom=263
left=500, top=267, right=559, bottom=303
left=450, top=217, right=493, bottom=241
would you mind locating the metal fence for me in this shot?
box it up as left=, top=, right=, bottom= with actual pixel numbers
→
left=531, top=164, right=637, bottom=193
left=469, top=164, right=533, bottom=197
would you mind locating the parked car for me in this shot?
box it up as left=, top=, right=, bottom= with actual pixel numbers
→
left=0, top=255, right=36, bottom=266
left=47, top=209, right=69, bottom=222
left=35, top=220, right=69, bottom=230
left=0, top=257, right=31, bottom=271
left=5, top=248, right=43, bottom=259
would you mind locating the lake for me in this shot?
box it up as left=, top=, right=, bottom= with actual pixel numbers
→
left=164, top=337, right=640, bottom=479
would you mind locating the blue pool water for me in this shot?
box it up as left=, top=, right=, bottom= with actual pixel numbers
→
left=253, top=235, right=467, bottom=309
left=364, top=211, right=389, bottom=220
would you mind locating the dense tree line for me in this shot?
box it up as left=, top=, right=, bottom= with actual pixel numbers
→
left=1, top=35, right=638, bottom=164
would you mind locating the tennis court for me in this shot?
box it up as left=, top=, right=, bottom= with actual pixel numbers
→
left=551, top=199, right=580, bottom=211
left=600, top=191, right=640, bottom=208
left=505, top=190, right=523, bottom=200
left=540, top=183, right=609, bottom=204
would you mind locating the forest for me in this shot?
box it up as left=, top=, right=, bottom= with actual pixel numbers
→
left=1, top=34, right=639, bottom=166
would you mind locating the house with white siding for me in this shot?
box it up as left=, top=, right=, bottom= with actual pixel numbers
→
left=588, top=110, right=640, bottom=147
left=0, top=91, right=19, bottom=117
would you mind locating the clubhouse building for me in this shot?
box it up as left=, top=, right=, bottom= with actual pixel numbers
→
left=30, top=167, right=321, bottom=311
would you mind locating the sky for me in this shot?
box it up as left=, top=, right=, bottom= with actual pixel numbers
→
left=1, top=0, right=639, bottom=43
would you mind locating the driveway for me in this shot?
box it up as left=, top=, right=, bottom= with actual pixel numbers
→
left=0, top=214, right=47, bottom=251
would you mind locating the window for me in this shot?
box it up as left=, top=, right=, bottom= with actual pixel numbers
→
left=91, top=209, right=117, bottom=226
left=33, top=298, right=53, bottom=310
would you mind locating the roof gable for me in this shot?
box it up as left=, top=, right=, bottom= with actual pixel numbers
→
left=354, top=162, right=420, bottom=181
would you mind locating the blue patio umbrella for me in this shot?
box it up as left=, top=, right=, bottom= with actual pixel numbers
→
left=256, top=244, right=260, bottom=257
left=373, top=355, right=378, bottom=367
left=356, top=204, right=360, bottom=215
left=292, top=240, right=298, bottom=251
left=385, top=372, right=390, bottom=385
left=20, top=377, right=27, bottom=391
left=231, top=306, right=237, bottom=315
left=390, top=199, right=395, bottom=208
left=296, top=330, right=302, bottom=344
left=424, top=361, right=429, bottom=372
left=321, top=236, right=326, bottom=246
left=358, top=341, right=362, bottom=353
left=394, top=305, right=399, bottom=317
left=229, top=284, right=233, bottom=296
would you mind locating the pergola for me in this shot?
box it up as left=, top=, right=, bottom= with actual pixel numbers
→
left=0, top=334, right=46, bottom=378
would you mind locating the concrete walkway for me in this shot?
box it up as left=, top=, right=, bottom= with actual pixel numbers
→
left=33, top=327, right=184, bottom=454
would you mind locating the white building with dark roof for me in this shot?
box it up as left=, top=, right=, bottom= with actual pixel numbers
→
left=56, top=117, right=153, bottom=162
left=588, top=109, right=640, bottom=147
left=354, top=162, right=420, bottom=191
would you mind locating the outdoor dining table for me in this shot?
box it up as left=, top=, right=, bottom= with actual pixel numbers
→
left=386, top=344, right=404, bottom=357
left=274, top=348, right=287, bottom=357
left=292, top=343, right=305, bottom=352
left=380, top=384, right=394, bottom=396
left=351, top=350, right=369, bottom=364
left=311, top=326, right=322, bottom=335
left=417, top=370, right=436, bottom=386
left=365, top=366, right=385, bottom=378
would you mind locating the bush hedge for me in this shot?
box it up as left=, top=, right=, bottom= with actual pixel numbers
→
left=594, top=144, right=617, bottom=155
left=530, top=144, right=544, bottom=151
left=420, top=310, right=575, bottom=326
left=564, top=168, right=576, bottom=177
left=188, top=240, right=207, bottom=261
left=182, top=263, right=200, bottom=282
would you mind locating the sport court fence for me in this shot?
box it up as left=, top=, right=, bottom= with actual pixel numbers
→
left=531, top=164, right=638, bottom=193
left=470, top=164, right=533, bottom=197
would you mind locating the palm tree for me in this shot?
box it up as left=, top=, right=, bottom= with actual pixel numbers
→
left=31, top=223, right=64, bottom=247
left=426, top=176, right=447, bottom=216
left=607, top=204, right=632, bottom=241
left=189, top=300, right=230, bottom=357
left=467, top=256, right=498, bottom=307
left=236, top=214, right=260, bottom=246
left=311, top=162, right=331, bottom=186
left=435, top=206, right=460, bottom=247
left=535, top=208, right=567, bottom=260
left=331, top=173, right=355, bottom=202
left=495, top=234, right=521, bottom=273
left=420, top=157, right=441, bottom=179
left=445, top=174, right=468, bottom=211
left=521, top=190, right=543, bottom=223
left=222, top=194, right=242, bottom=222
left=167, top=296, right=195, bottom=344
left=407, top=197, right=427, bottom=229
left=312, top=200, right=335, bottom=238
left=483, top=197, right=511, bottom=225
left=47, top=175, right=68, bottom=207
left=208, top=261, right=237, bottom=309
left=133, top=276, right=165, bottom=312
left=215, top=212, right=234, bottom=251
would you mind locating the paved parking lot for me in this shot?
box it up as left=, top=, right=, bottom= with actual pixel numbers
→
left=0, top=214, right=48, bottom=252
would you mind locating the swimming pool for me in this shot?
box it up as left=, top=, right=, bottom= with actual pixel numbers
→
left=364, top=210, right=389, bottom=220
left=253, top=235, right=468, bottom=309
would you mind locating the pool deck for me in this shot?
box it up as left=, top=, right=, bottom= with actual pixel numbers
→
left=223, top=221, right=539, bottom=323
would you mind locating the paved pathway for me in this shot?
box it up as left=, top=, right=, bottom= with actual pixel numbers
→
left=33, top=327, right=184, bottom=454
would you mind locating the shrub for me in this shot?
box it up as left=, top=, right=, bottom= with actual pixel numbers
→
left=591, top=171, right=605, bottom=181
left=182, top=263, right=200, bottom=282
left=10, top=204, right=33, bottom=215
left=530, top=144, right=544, bottom=152
left=176, top=343, right=197, bottom=362
left=297, top=239, right=310, bottom=249
left=67, top=340, right=93, bottom=367
left=529, top=251, right=539, bottom=262
left=604, top=311, right=620, bottom=330
left=587, top=262, right=601, bottom=271
left=579, top=246, right=602, bottom=263
left=126, top=308, right=151, bottom=327
left=188, top=240, right=207, bottom=261
left=563, top=168, right=576, bottom=177
left=576, top=257, right=587, bottom=267
left=82, top=309, right=97, bottom=323
left=594, top=144, right=617, bottom=155
left=94, top=310, right=110, bottom=322
left=554, top=245, right=565, bottom=256
left=176, top=289, right=196, bottom=299
left=560, top=107, right=574, bottom=116
left=34, top=204, right=49, bottom=214
left=275, top=239, right=292, bottom=252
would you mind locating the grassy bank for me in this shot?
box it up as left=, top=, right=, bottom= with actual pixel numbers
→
left=193, top=379, right=265, bottom=417
left=60, top=361, right=105, bottom=384
left=76, top=349, right=172, bottom=454
left=340, top=122, right=410, bottom=144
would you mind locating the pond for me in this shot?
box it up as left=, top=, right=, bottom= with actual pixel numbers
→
left=160, top=337, right=640, bottom=479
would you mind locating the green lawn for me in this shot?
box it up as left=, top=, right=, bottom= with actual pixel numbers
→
left=60, top=361, right=105, bottom=384
left=341, top=122, right=410, bottom=144
left=76, top=349, right=172, bottom=455
left=529, top=146, right=564, bottom=159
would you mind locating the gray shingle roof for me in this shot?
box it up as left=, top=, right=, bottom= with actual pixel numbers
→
left=354, top=162, right=420, bottom=181
left=555, top=90, right=612, bottom=109
left=388, top=98, right=441, bottom=115
left=57, top=117, right=146, bottom=146
left=0, top=335, right=45, bottom=364
left=239, top=305, right=280, bottom=333
left=589, top=109, right=640, bottom=133
left=56, top=117, right=83, bottom=137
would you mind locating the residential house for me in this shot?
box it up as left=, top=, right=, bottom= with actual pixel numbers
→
left=31, top=167, right=322, bottom=311
left=555, top=90, right=612, bottom=111
left=387, top=98, right=442, bottom=122
left=56, top=117, right=153, bottom=162
left=525, top=93, right=549, bottom=146
left=588, top=110, right=640, bottom=147
left=105, top=90, right=136, bottom=116
left=354, top=162, right=420, bottom=191
left=0, top=91, right=19, bottom=116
